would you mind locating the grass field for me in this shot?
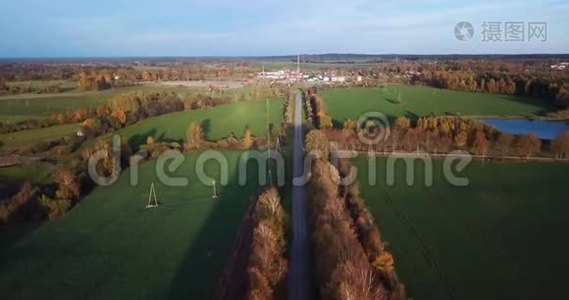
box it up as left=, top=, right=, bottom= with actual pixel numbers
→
left=353, top=157, right=569, bottom=300
left=0, top=97, right=283, bottom=154
left=0, top=85, right=194, bottom=122
left=0, top=123, right=79, bottom=151
left=113, top=98, right=284, bottom=146
left=6, top=80, right=79, bottom=92
left=320, top=86, right=555, bottom=123
left=0, top=150, right=267, bottom=299
left=0, top=164, right=53, bottom=199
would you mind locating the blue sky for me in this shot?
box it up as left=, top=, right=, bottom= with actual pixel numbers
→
left=0, top=0, right=567, bottom=57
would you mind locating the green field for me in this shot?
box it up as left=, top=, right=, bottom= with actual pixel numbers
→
left=6, top=80, right=79, bottom=92
left=0, top=164, right=54, bottom=199
left=0, top=85, right=194, bottom=122
left=113, top=98, right=284, bottom=146
left=321, top=86, right=555, bottom=123
left=0, top=90, right=122, bottom=122
left=0, top=151, right=266, bottom=299
left=0, top=97, right=283, bottom=153
left=353, top=157, right=569, bottom=300
left=0, top=123, right=79, bottom=151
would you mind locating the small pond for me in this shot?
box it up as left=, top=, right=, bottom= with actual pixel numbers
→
left=479, top=118, right=569, bottom=140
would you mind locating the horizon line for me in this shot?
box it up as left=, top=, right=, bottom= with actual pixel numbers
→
left=1, top=52, right=569, bottom=61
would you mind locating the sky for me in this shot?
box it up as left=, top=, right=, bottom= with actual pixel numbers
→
left=0, top=0, right=568, bottom=57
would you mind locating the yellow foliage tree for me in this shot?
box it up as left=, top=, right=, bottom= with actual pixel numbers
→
left=186, top=121, right=204, bottom=149
left=305, top=130, right=329, bottom=159
left=317, top=110, right=333, bottom=129
left=343, top=119, right=357, bottom=132
left=454, top=131, right=468, bottom=148
left=394, top=116, right=411, bottom=130
left=242, top=127, right=254, bottom=149
left=373, top=252, right=395, bottom=274
left=111, top=109, right=127, bottom=125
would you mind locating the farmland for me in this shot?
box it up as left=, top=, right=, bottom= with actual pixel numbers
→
left=320, top=86, right=556, bottom=123
left=0, top=84, right=197, bottom=122
left=0, top=123, right=79, bottom=152
left=0, top=150, right=266, bottom=299
left=0, top=164, right=53, bottom=199
left=353, top=157, right=569, bottom=300
left=113, top=98, right=284, bottom=146
left=0, top=97, right=283, bottom=155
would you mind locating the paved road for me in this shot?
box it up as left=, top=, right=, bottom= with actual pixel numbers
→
left=287, top=90, right=311, bottom=300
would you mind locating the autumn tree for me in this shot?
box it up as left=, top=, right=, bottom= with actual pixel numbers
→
left=554, top=84, right=569, bottom=108
left=186, top=121, right=204, bottom=149
left=495, top=133, right=515, bottom=155
left=78, top=71, right=110, bottom=91
left=242, top=127, right=255, bottom=149
left=0, top=76, right=8, bottom=91
left=305, top=130, right=330, bottom=159
left=552, top=131, right=569, bottom=158
left=84, top=139, right=117, bottom=177
left=55, top=169, right=81, bottom=200
left=96, top=105, right=111, bottom=117
left=51, top=112, right=68, bottom=124
left=283, top=97, right=293, bottom=124
left=514, top=133, right=542, bottom=157
left=343, top=119, right=357, bottom=132
left=317, top=111, right=333, bottom=129
left=111, top=108, right=127, bottom=125
left=38, top=195, right=71, bottom=220
left=0, top=181, right=38, bottom=224
left=472, top=131, right=488, bottom=156
left=246, top=188, right=288, bottom=299
left=73, top=108, right=89, bottom=122
left=393, top=116, right=411, bottom=130
left=454, top=131, right=468, bottom=148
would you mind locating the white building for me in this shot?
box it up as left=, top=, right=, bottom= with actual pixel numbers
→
left=331, top=76, right=347, bottom=83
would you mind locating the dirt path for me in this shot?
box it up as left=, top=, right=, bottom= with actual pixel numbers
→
left=287, top=90, right=311, bottom=300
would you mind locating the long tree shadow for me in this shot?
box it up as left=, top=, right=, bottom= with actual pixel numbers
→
left=127, top=128, right=157, bottom=148
left=0, top=221, right=44, bottom=258
left=165, top=150, right=275, bottom=299
left=202, top=119, right=212, bottom=141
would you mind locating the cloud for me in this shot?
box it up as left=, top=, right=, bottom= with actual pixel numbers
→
left=0, top=0, right=567, bottom=56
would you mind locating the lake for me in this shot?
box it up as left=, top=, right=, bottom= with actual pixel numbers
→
left=479, top=118, right=569, bottom=140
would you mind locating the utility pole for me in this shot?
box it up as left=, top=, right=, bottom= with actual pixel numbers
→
left=297, top=55, right=300, bottom=73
